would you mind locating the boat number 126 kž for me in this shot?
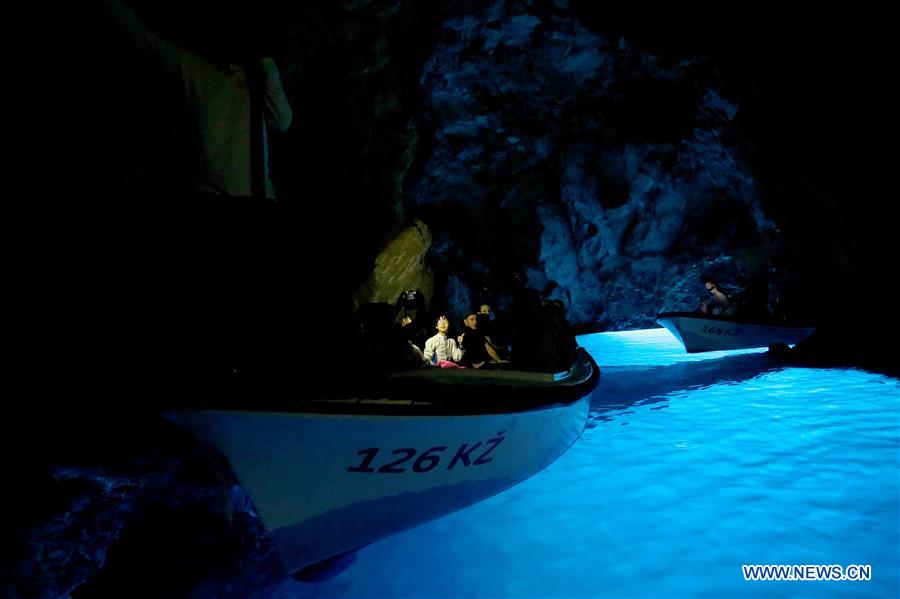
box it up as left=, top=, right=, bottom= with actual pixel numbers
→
left=347, top=431, right=506, bottom=474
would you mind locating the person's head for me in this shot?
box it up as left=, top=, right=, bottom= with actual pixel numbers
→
left=435, top=315, right=450, bottom=335
left=478, top=304, right=491, bottom=315
left=463, top=312, right=478, bottom=330
left=705, top=281, right=718, bottom=293
left=187, top=2, right=276, bottom=66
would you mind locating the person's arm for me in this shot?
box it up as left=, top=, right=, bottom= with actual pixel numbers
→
left=409, top=343, right=428, bottom=365
left=713, top=289, right=730, bottom=306
left=99, top=0, right=183, bottom=79
left=423, top=337, right=435, bottom=364
left=450, top=340, right=463, bottom=363
left=259, top=58, right=293, bottom=132
left=484, top=341, right=504, bottom=362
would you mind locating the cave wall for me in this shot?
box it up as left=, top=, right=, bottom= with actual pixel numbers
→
left=405, top=1, right=777, bottom=329
left=61, top=0, right=890, bottom=338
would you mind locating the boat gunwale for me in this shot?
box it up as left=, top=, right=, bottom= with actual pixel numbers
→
left=656, top=311, right=816, bottom=329
left=172, top=349, right=601, bottom=417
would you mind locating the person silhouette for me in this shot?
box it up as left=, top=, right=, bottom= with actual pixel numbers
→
left=100, top=0, right=293, bottom=201
left=100, top=0, right=294, bottom=377
left=700, top=280, right=737, bottom=317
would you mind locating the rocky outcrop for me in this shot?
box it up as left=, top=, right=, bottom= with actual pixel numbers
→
left=352, top=219, right=434, bottom=311
left=406, top=1, right=777, bottom=329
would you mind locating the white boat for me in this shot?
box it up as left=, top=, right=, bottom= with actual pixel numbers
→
left=657, top=311, right=816, bottom=353
left=166, top=348, right=599, bottom=577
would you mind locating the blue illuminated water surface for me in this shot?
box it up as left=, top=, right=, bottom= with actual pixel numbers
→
left=262, top=329, right=899, bottom=598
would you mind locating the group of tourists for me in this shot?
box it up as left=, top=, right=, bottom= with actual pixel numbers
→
left=382, top=289, right=578, bottom=373
left=419, top=306, right=508, bottom=369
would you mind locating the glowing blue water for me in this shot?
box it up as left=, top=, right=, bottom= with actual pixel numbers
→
left=260, top=329, right=900, bottom=598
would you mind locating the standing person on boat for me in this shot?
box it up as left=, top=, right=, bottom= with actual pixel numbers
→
left=423, top=316, right=464, bottom=368
left=99, top=0, right=293, bottom=200
left=700, top=280, right=737, bottom=316
left=99, top=0, right=294, bottom=375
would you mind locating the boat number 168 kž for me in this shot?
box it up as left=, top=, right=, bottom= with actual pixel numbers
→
left=347, top=431, right=507, bottom=474
left=702, top=325, right=739, bottom=336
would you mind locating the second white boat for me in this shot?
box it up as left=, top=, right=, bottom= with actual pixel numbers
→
left=657, top=311, right=815, bottom=353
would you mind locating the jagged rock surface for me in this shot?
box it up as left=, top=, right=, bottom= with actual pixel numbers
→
left=407, top=1, right=776, bottom=328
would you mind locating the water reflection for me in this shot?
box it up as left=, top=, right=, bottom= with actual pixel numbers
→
left=587, top=352, right=778, bottom=425
left=261, top=334, right=898, bottom=599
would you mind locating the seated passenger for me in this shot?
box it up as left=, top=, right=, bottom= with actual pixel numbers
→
left=389, top=310, right=428, bottom=369
left=700, top=280, right=738, bottom=317
left=539, top=300, right=577, bottom=372
left=477, top=303, right=509, bottom=359
left=460, top=312, right=506, bottom=368
left=423, top=315, right=464, bottom=368
left=509, top=285, right=543, bottom=371
left=395, top=289, right=430, bottom=348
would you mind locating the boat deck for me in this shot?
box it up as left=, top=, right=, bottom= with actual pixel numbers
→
left=174, top=349, right=600, bottom=416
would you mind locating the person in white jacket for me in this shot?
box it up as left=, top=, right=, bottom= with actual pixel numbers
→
left=423, top=316, right=464, bottom=367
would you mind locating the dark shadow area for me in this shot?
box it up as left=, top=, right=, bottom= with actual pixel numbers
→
left=769, top=333, right=899, bottom=379
left=3, top=413, right=284, bottom=598
left=293, top=550, right=358, bottom=583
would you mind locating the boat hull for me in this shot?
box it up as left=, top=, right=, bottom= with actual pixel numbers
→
left=174, top=398, right=588, bottom=573
left=657, top=312, right=815, bottom=353
left=167, top=350, right=599, bottom=575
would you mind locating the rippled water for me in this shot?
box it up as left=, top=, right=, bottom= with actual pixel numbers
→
left=262, top=329, right=900, bottom=598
